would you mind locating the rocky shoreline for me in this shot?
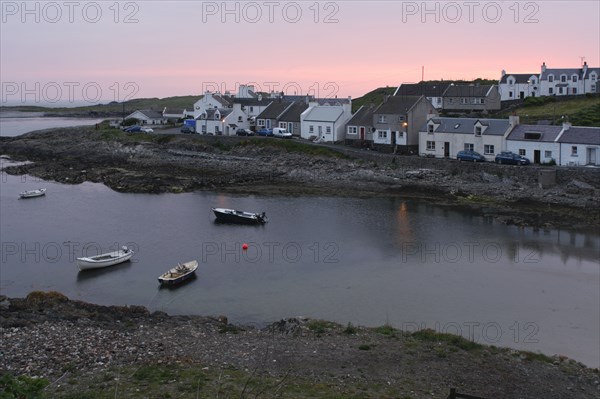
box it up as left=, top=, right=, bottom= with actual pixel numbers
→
left=1, top=292, right=599, bottom=398
left=1, top=126, right=599, bottom=231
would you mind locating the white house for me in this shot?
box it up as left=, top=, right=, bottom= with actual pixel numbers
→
left=419, top=116, right=518, bottom=160
left=539, top=62, right=599, bottom=96
left=195, top=108, right=233, bottom=135
left=124, top=110, right=167, bottom=125
left=499, top=71, right=540, bottom=101
left=556, top=125, right=600, bottom=166
left=300, top=104, right=352, bottom=142
left=505, top=124, right=563, bottom=164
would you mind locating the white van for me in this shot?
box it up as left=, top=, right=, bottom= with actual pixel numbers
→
left=272, top=127, right=292, bottom=138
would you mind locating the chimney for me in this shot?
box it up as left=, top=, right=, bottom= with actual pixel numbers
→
left=509, top=114, right=520, bottom=128
left=383, top=95, right=389, bottom=103
left=541, top=62, right=547, bottom=73
left=562, top=121, right=571, bottom=131
left=583, top=61, right=588, bottom=73
left=501, top=69, right=506, bottom=77
left=258, top=94, right=262, bottom=101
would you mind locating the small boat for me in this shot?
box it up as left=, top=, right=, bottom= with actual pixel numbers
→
left=19, top=188, right=46, bottom=199
left=77, top=246, right=134, bottom=271
left=158, top=260, right=198, bottom=286
left=212, top=207, right=267, bottom=225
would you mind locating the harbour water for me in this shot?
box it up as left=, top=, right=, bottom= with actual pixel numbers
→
left=0, top=168, right=598, bottom=367
left=0, top=113, right=105, bottom=137
left=0, top=118, right=598, bottom=368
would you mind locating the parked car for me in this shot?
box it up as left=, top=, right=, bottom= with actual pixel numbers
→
left=236, top=128, right=254, bottom=136
left=124, top=125, right=142, bottom=133
left=256, top=128, right=273, bottom=137
left=495, top=151, right=531, bottom=165
left=180, top=125, right=195, bottom=134
left=272, top=128, right=292, bottom=139
left=141, top=127, right=154, bottom=133
left=456, top=150, right=486, bottom=162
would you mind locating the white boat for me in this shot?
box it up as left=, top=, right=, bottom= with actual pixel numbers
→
left=19, top=188, right=46, bottom=199
left=77, top=246, right=134, bottom=270
left=212, top=207, right=267, bottom=225
left=158, top=260, right=198, bottom=286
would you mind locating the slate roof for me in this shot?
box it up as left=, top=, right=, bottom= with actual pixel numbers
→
left=256, top=101, right=294, bottom=120
left=541, top=68, right=584, bottom=81
left=314, top=98, right=351, bottom=105
left=374, top=95, right=422, bottom=115
left=425, top=117, right=510, bottom=136
left=136, top=109, right=164, bottom=119
left=303, top=106, right=344, bottom=122
left=443, top=85, right=495, bottom=97
left=279, top=102, right=309, bottom=122
left=500, top=74, right=538, bottom=84
left=395, top=82, right=452, bottom=97
left=346, top=105, right=376, bottom=127
left=506, top=124, right=563, bottom=142
left=233, top=97, right=273, bottom=106
left=558, top=127, right=600, bottom=145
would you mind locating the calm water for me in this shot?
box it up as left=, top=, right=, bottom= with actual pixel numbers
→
left=0, top=165, right=598, bottom=367
left=0, top=114, right=105, bottom=137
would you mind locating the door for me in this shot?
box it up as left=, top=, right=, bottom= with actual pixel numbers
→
left=266, top=119, right=271, bottom=129
left=534, top=150, right=541, bottom=164
left=359, top=127, right=365, bottom=140
left=587, top=148, right=597, bottom=165
left=519, top=91, right=525, bottom=99
left=444, top=142, right=450, bottom=158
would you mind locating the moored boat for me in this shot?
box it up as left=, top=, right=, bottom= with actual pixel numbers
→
left=77, top=246, right=134, bottom=271
left=212, top=207, right=267, bottom=225
left=19, top=188, right=46, bottom=199
left=158, top=260, right=198, bottom=286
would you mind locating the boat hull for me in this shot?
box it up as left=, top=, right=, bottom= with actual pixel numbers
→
left=158, top=260, right=198, bottom=286
left=77, top=249, right=134, bottom=270
left=19, top=189, right=46, bottom=199
left=212, top=208, right=266, bottom=225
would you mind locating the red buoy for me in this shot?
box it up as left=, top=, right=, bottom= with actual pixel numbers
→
left=242, top=243, right=249, bottom=250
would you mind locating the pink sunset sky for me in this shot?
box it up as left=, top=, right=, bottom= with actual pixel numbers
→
left=1, top=0, right=599, bottom=105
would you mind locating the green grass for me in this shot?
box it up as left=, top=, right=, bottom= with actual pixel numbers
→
left=307, top=319, right=339, bottom=334
left=410, top=329, right=483, bottom=351
left=0, top=373, right=50, bottom=399
left=352, top=86, right=396, bottom=112
left=236, top=138, right=349, bottom=159
left=498, top=95, right=600, bottom=126
left=373, top=324, right=396, bottom=337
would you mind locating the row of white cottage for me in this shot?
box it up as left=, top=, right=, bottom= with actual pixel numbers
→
left=419, top=115, right=600, bottom=166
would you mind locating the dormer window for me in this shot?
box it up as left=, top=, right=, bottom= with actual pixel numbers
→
left=428, top=124, right=434, bottom=133
left=508, top=78, right=514, bottom=85
left=475, top=126, right=482, bottom=136
left=548, top=75, right=554, bottom=82
left=591, top=74, right=597, bottom=81
left=561, top=75, right=567, bottom=82
left=572, top=75, right=578, bottom=82
left=524, top=132, right=541, bottom=140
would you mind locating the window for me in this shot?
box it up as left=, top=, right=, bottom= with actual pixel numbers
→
left=572, top=88, right=577, bottom=94
left=398, top=132, right=404, bottom=137
left=558, top=87, right=563, bottom=94
left=249, top=106, right=254, bottom=112
left=378, top=130, right=388, bottom=139
left=545, top=151, right=552, bottom=158
left=519, top=149, right=526, bottom=156
left=348, top=126, right=357, bottom=134
left=464, top=143, right=474, bottom=151
left=548, top=75, right=554, bottom=82
left=508, top=79, right=514, bottom=85
left=437, top=97, right=442, bottom=104
left=326, top=126, right=331, bottom=134
left=572, top=75, right=578, bottom=82
left=378, top=115, right=387, bottom=123
left=484, top=145, right=495, bottom=155
left=591, top=74, right=597, bottom=81
left=571, top=146, right=578, bottom=156
left=509, top=91, right=513, bottom=98
left=309, top=125, right=314, bottom=133
left=475, top=126, right=482, bottom=136
left=238, top=116, right=243, bottom=122
left=561, top=75, right=567, bottom=82
left=480, top=98, right=485, bottom=104
left=257, top=119, right=265, bottom=127
left=428, top=124, right=434, bottom=133
left=549, top=87, right=554, bottom=94
left=524, top=132, right=541, bottom=140
left=398, top=116, right=405, bottom=122
left=426, top=141, right=435, bottom=150
left=461, top=98, right=468, bottom=104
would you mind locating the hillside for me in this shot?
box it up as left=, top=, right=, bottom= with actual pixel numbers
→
left=0, top=95, right=200, bottom=117
left=351, top=86, right=396, bottom=112
left=496, top=95, right=600, bottom=126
